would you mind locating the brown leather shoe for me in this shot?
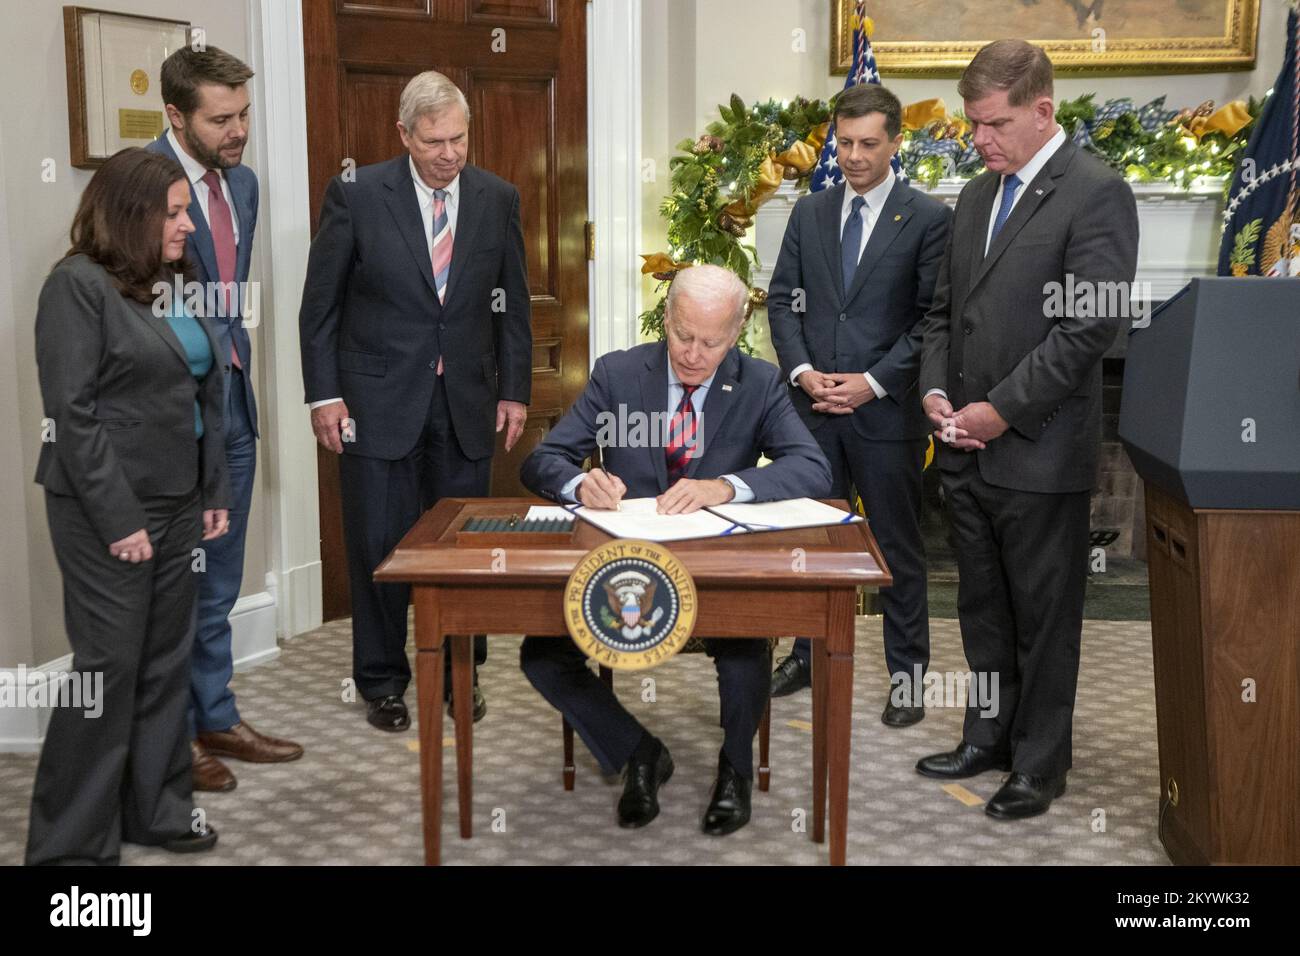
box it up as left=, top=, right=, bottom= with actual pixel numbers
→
left=197, top=720, right=305, bottom=763
left=191, top=740, right=237, bottom=792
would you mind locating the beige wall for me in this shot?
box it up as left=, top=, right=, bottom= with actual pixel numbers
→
left=640, top=0, right=1293, bottom=344
left=0, top=0, right=269, bottom=667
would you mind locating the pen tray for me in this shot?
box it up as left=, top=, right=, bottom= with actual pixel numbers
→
left=454, top=515, right=577, bottom=547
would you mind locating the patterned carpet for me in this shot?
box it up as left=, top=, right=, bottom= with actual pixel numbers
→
left=0, top=616, right=1169, bottom=865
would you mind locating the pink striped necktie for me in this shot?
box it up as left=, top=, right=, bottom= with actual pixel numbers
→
left=431, top=187, right=453, bottom=375
left=201, top=170, right=241, bottom=370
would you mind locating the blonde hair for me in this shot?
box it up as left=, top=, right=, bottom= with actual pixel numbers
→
left=399, top=71, right=470, bottom=130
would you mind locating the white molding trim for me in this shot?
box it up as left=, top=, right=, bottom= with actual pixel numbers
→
left=0, top=588, right=281, bottom=752
left=587, top=0, right=642, bottom=363
left=247, top=0, right=323, bottom=640
left=230, top=582, right=281, bottom=671
left=0, top=654, right=69, bottom=753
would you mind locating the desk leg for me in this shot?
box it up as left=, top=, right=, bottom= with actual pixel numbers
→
left=811, top=636, right=828, bottom=844
left=827, top=590, right=856, bottom=867
left=451, top=634, right=474, bottom=839
left=414, top=588, right=444, bottom=866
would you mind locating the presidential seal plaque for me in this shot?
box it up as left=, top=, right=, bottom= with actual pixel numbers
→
left=564, top=539, right=697, bottom=671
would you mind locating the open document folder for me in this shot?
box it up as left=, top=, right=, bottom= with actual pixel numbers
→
left=526, top=497, right=863, bottom=543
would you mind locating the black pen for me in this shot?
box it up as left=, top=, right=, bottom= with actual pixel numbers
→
left=593, top=441, right=621, bottom=511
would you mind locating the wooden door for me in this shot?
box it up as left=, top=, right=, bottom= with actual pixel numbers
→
left=303, top=0, right=589, bottom=621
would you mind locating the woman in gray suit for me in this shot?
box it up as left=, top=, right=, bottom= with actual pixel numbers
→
left=26, top=148, right=231, bottom=865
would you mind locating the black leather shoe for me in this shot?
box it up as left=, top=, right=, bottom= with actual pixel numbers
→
left=770, top=654, right=811, bottom=698
left=617, top=742, right=673, bottom=829
left=882, top=697, right=925, bottom=727
left=163, top=824, right=218, bottom=853
left=985, top=772, right=1067, bottom=820
left=366, top=695, right=410, bottom=732
left=448, top=683, right=487, bottom=723
left=915, top=741, right=1012, bottom=779
left=702, top=756, right=752, bottom=836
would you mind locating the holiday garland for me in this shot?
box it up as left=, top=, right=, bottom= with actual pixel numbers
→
left=640, top=90, right=1264, bottom=346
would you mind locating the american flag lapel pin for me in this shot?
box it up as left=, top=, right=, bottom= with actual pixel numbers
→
left=722, top=384, right=733, bottom=392
left=1035, top=188, right=1044, bottom=195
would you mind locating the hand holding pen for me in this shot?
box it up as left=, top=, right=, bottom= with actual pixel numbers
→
left=578, top=442, right=626, bottom=511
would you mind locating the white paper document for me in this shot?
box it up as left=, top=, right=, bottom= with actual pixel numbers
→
left=569, top=496, right=860, bottom=542
left=571, top=498, right=746, bottom=542
left=524, top=505, right=574, bottom=522
left=708, top=498, right=862, bottom=532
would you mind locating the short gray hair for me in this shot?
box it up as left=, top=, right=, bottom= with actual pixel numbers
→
left=665, top=264, right=748, bottom=328
left=399, top=71, right=470, bottom=131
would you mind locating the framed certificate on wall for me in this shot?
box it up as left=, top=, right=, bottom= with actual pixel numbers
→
left=63, top=6, right=191, bottom=168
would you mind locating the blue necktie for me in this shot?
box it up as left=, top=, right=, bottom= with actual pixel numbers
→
left=841, top=195, right=865, bottom=294
left=989, top=173, right=1022, bottom=246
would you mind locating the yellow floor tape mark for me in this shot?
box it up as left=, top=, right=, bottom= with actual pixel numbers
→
left=942, top=783, right=984, bottom=807
left=786, top=719, right=813, bottom=732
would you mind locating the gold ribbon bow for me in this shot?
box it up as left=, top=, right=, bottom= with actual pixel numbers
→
left=902, top=98, right=948, bottom=132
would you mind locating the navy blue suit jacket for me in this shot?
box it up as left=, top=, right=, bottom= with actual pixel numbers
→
left=522, top=342, right=831, bottom=502
left=298, top=156, right=531, bottom=462
left=146, top=133, right=260, bottom=437
left=768, top=180, right=951, bottom=441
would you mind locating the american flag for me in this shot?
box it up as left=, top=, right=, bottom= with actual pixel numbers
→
left=811, top=1, right=906, bottom=192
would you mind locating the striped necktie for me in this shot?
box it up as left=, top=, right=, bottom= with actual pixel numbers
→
left=431, top=188, right=453, bottom=304
left=665, top=384, right=700, bottom=485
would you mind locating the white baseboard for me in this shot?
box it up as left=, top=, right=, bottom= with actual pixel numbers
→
left=0, top=589, right=280, bottom=753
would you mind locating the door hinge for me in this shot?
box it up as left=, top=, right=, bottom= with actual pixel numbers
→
left=585, top=220, right=595, bottom=261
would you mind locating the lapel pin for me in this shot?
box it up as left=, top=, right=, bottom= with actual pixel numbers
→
left=722, top=384, right=733, bottom=392
left=893, top=214, right=902, bottom=221
left=1035, top=188, right=1044, bottom=195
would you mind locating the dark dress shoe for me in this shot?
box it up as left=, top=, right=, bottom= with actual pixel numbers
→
left=881, top=697, right=925, bottom=727
left=366, top=695, right=410, bottom=732
left=198, top=720, right=304, bottom=763
left=163, top=824, right=218, bottom=853
left=770, top=653, right=811, bottom=698
left=985, top=772, right=1067, bottom=820
left=915, top=741, right=1012, bottom=779
left=447, top=682, right=487, bottom=723
left=702, top=756, right=752, bottom=836
left=191, top=740, right=236, bottom=792
left=617, top=742, right=674, bottom=829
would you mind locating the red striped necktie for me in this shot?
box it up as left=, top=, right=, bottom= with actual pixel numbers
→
left=665, top=384, right=700, bottom=485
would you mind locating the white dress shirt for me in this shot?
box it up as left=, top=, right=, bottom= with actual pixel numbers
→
left=167, top=127, right=239, bottom=244
left=409, top=155, right=460, bottom=254
left=788, top=171, right=897, bottom=399
left=982, top=125, right=1065, bottom=255
left=926, top=126, right=1067, bottom=405
left=310, top=159, right=462, bottom=410
left=560, top=362, right=754, bottom=504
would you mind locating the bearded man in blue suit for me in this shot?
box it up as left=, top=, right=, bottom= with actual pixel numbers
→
left=147, top=45, right=302, bottom=792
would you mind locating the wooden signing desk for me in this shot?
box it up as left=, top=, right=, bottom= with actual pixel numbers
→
left=374, top=497, right=891, bottom=865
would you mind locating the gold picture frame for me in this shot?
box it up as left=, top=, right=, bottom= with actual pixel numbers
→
left=831, top=0, right=1259, bottom=77
left=64, top=6, right=192, bottom=168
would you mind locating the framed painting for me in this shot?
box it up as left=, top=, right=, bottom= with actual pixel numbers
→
left=64, top=6, right=192, bottom=168
left=831, top=0, right=1260, bottom=76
